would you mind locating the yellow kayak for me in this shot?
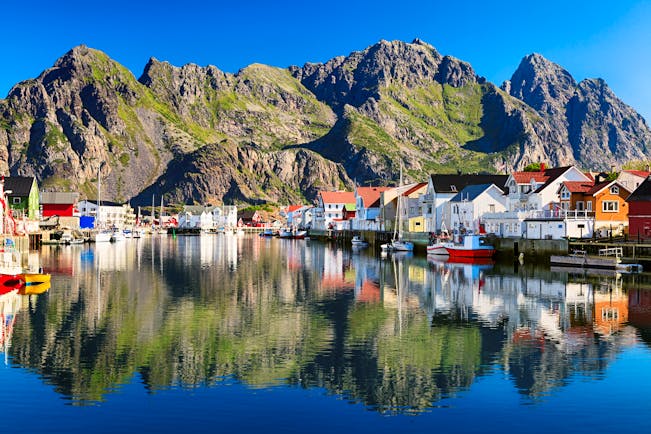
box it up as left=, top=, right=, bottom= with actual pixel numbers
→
left=23, top=273, right=51, bottom=286
left=19, top=281, right=50, bottom=295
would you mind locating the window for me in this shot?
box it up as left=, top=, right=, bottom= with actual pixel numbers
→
left=561, top=202, right=569, bottom=210
left=489, top=204, right=495, bottom=213
left=602, top=201, right=619, bottom=212
left=586, top=201, right=592, bottom=211
left=576, top=201, right=584, bottom=211
left=560, top=188, right=570, bottom=200
left=610, top=186, right=619, bottom=195
left=453, top=205, right=459, bottom=214
left=12, top=197, right=20, bottom=204
left=450, top=185, right=457, bottom=192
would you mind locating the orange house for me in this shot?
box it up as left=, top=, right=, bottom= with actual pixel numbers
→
left=558, top=180, right=631, bottom=235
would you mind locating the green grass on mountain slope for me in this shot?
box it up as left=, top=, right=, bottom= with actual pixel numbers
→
left=381, top=82, right=485, bottom=148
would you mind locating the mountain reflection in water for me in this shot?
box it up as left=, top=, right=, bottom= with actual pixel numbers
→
left=3, top=235, right=650, bottom=412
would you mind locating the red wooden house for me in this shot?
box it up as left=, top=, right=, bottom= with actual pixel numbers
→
left=626, top=177, right=651, bottom=240
left=40, top=192, right=79, bottom=217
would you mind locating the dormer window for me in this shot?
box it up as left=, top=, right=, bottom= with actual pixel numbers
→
left=560, top=187, right=570, bottom=200
left=610, top=185, right=619, bottom=195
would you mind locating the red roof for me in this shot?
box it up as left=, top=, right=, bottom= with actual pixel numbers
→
left=319, top=191, right=356, bottom=205
left=286, top=205, right=304, bottom=213
left=624, top=170, right=651, bottom=178
left=512, top=171, right=550, bottom=184
left=356, top=186, right=391, bottom=208
left=401, top=182, right=428, bottom=197
left=562, top=181, right=594, bottom=193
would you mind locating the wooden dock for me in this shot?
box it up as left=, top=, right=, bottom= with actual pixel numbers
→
left=568, top=241, right=651, bottom=262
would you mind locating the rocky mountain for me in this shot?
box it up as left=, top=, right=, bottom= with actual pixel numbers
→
left=0, top=40, right=649, bottom=205
left=503, top=53, right=651, bottom=169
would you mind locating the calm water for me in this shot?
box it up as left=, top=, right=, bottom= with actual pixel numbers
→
left=1, top=235, right=650, bottom=433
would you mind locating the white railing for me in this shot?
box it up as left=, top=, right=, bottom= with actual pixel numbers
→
left=599, top=247, right=622, bottom=258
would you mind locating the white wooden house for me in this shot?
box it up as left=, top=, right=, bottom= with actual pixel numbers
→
left=421, top=174, right=508, bottom=233
left=445, top=184, right=507, bottom=233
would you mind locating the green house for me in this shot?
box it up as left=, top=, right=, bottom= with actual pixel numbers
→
left=5, top=176, right=40, bottom=220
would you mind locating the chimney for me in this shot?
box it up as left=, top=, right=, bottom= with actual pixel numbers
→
left=540, top=162, right=546, bottom=172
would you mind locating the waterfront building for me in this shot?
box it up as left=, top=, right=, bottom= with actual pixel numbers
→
left=237, top=209, right=263, bottom=227
left=212, top=205, right=238, bottom=229
left=40, top=191, right=80, bottom=229
left=483, top=165, right=594, bottom=239
left=4, top=176, right=40, bottom=220
left=281, top=205, right=311, bottom=228
left=178, top=205, right=213, bottom=230
left=378, top=183, right=428, bottom=233
left=444, top=184, right=507, bottom=234
left=313, top=191, right=356, bottom=230
left=421, top=174, right=508, bottom=233
left=626, top=176, right=651, bottom=240
left=77, top=200, right=136, bottom=229
left=353, top=186, right=390, bottom=231
left=558, top=179, right=631, bottom=237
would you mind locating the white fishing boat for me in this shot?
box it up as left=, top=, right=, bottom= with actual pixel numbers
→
left=110, top=230, right=126, bottom=242
left=351, top=235, right=369, bottom=247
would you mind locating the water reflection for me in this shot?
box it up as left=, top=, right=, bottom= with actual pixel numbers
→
left=5, top=236, right=651, bottom=411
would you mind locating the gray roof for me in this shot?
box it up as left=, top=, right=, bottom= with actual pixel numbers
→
left=40, top=191, right=79, bottom=204
left=4, top=176, right=36, bottom=197
left=430, top=174, right=508, bottom=193
left=450, top=184, right=502, bottom=202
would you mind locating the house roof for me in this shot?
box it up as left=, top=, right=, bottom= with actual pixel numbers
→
left=356, top=186, right=391, bottom=208
left=286, top=205, right=304, bottom=213
left=183, top=205, right=212, bottom=214
left=319, top=191, right=356, bottom=205
left=450, top=184, right=501, bottom=202
left=81, top=199, right=125, bottom=207
left=626, top=177, right=651, bottom=202
left=238, top=210, right=259, bottom=220
left=561, top=181, right=594, bottom=194
left=533, top=167, right=576, bottom=193
left=586, top=180, right=630, bottom=197
left=623, top=170, right=651, bottom=178
left=401, top=182, right=428, bottom=197
left=4, top=176, right=36, bottom=197
left=40, top=191, right=79, bottom=204
left=512, top=171, right=550, bottom=184
left=430, top=174, right=509, bottom=193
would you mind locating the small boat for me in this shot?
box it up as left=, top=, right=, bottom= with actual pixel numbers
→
left=279, top=228, right=293, bottom=238
left=426, top=239, right=449, bottom=256
left=293, top=230, right=308, bottom=240
left=19, top=281, right=50, bottom=295
left=0, top=274, right=23, bottom=290
left=22, top=272, right=51, bottom=286
left=94, top=230, right=112, bottom=243
left=110, top=230, right=126, bottom=242
left=381, top=240, right=414, bottom=252
left=443, top=234, right=495, bottom=259
left=351, top=235, right=369, bottom=247
left=260, top=229, right=274, bottom=237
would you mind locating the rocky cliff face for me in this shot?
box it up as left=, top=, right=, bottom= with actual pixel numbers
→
left=1, top=40, right=649, bottom=205
left=503, top=53, right=651, bottom=169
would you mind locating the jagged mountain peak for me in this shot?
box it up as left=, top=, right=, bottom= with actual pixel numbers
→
left=505, top=52, right=577, bottom=116
left=291, top=38, right=475, bottom=113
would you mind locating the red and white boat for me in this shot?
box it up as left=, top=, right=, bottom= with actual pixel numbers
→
left=443, top=234, right=495, bottom=259
left=426, top=239, right=449, bottom=256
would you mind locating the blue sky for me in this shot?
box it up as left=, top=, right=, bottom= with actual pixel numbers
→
left=3, top=0, right=651, bottom=120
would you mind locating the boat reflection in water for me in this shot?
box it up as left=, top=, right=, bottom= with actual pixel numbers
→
left=2, top=237, right=650, bottom=419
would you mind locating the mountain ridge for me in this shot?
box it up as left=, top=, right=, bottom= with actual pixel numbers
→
left=1, top=40, right=649, bottom=205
